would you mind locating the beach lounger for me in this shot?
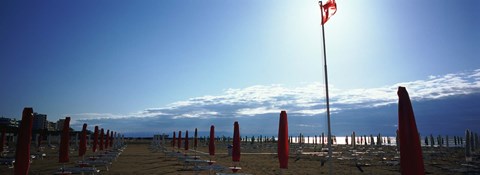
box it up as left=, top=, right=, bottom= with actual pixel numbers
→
left=183, top=159, right=210, bottom=169
left=77, top=160, right=112, bottom=171
left=193, top=164, right=228, bottom=172
left=0, top=158, right=14, bottom=168
left=62, top=167, right=100, bottom=175
left=164, top=150, right=182, bottom=157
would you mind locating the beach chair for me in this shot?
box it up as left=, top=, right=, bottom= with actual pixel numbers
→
left=192, top=164, right=229, bottom=175
left=183, top=158, right=209, bottom=169
left=0, top=158, right=15, bottom=168
left=77, top=160, right=112, bottom=171
left=60, top=167, right=100, bottom=175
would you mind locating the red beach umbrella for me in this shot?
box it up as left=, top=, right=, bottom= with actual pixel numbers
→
left=79, top=123, right=87, bottom=157
left=37, top=131, right=43, bottom=151
left=14, top=108, right=34, bottom=175
left=172, top=131, right=176, bottom=148
left=352, top=131, right=356, bottom=148
left=0, top=128, right=5, bottom=153
left=93, top=126, right=98, bottom=153
left=397, top=86, right=425, bottom=175
left=105, top=130, right=110, bottom=150
left=185, top=130, right=189, bottom=151
left=209, top=125, right=215, bottom=156
left=99, top=129, right=104, bottom=151
left=232, top=121, right=241, bottom=162
left=59, top=117, right=71, bottom=163
left=466, top=129, right=472, bottom=161
left=177, top=131, right=182, bottom=149
left=194, top=128, right=198, bottom=149
left=111, top=131, right=115, bottom=148
left=277, top=111, right=289, bottom=169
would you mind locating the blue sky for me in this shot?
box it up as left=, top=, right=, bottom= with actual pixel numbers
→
left=1, top=1, right=479, bottom=136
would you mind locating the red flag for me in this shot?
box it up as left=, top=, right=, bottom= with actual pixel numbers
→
left=320, top=0, right=337, bottom=25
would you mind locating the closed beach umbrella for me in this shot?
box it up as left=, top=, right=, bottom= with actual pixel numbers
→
left=425, top=136, right=428, bottom=146
left=352, top=131, right=356, bottom=148
left=446, top=135, right=449, bottom=147
left=430, top=134, right=435, bottom=147
left=0, top=128, right=5, bottom=153
left=321, top=132, right=325, bottom=146
left=277, top=111, right=289, bottom=169
left=110, top=132, right=117, bottom=147
left=100, top=129, right=104, bottom=151
left=172, top=131, right=176, bottom=148
left=79, top=124, right=87, bottom=157
left=194, top=128, right=198, bottom=149
left=209, top=125, right=215, bottom=156
left=105, top=130, right=109, bottom=150
left=454, top=136, right=457, bottom=146
left=476, top=133, right=479, bottom=150
left=465, top=129, right=471, bottom=161
left=110, top=131, right=114, bottom=148
left=470, top=130, right=475, bottom=152
left=397, top=87, right=424, bottom=175
left=178, top=131, right=182, bottom=149
left=232, top=121, right=241, bottom=162
left=14, top=108, right=34, bottom=175
left=185, top=130, right=189, bottom=151
left=59, top=117, right=71, bottom=163
left=111, top=131, right=114, bottom=148
left=37, top=132, right=42, bottom=150
left=93, top=126, right=98, bottom=153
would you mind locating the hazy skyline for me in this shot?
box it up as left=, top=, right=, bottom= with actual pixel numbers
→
left=1, top=1, right=479, bottom=136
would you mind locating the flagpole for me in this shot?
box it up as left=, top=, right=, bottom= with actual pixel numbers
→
left=319, top=1, right=333, bottom=174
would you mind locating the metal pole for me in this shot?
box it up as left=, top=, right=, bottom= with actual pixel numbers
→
left=319, top=1, right=333, bottom=174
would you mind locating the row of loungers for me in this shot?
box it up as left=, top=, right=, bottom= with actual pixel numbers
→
left=150, top=142, right=236, bottom=175
left=54, top=144, right=127, bottom=175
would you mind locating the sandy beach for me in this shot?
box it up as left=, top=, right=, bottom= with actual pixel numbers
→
left=1, top=138, right=479, bottom=175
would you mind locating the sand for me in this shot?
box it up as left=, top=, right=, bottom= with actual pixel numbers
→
left=1, top=139, right=479, bottom=175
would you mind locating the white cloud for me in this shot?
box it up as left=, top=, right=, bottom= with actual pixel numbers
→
left=291, top=109, right=327, bottom=116
left=174, top=110, right=219, bottom=119
left=237, top=107, right=281, bottom=116
left=76, top=69, right=480, bottom=123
